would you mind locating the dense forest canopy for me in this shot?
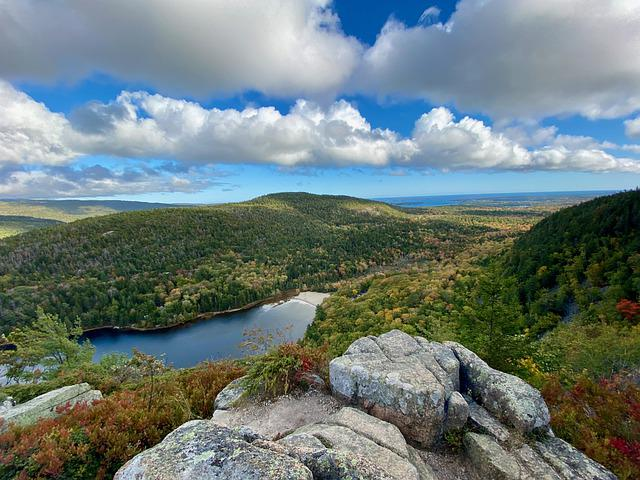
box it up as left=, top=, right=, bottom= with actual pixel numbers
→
left=1, top=191, right=638, bottom=478
left=506, top=190, right=640, bottom=330
left=0, top=199, right=171, bottom=239
left=0, top=193, right=509, bottom=332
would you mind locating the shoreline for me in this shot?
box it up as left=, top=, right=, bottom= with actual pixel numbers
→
left=81, top=290, right=329, bottom=336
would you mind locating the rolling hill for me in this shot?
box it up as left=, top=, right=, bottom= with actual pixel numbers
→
left=507, top=189, right=640, bottom=326
left=0, top=193, right=496, bottom=332
left=0, top=199, right=173, bottom=238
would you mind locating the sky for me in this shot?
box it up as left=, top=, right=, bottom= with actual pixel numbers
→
left=1, top=0, right=640, bottom=202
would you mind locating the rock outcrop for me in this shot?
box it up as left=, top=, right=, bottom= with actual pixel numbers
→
left=115, top=330, right=618, bottom=480
left=445, top=341, right=551, bottom=434
left=115, top=420, right=314, bottom=480
left=213, top=376, right=247, bottom=411
left=0, top=383, right=102, bottom=432
left=329, top=330, right=461, bottom=446
left=286, top=406, right=436, bottom=480
left=117, top=407, right=435, bottom=480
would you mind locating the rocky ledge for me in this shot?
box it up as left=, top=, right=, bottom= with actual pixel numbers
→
left=0, top=383, right=102, bottom=432
left=116, top=330, right=618, bottom=480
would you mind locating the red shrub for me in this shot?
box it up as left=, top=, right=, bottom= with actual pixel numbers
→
left=617, top=299, right=640, bottom=323
left=542, top=375, right=640, bottom=479
left=0, top=361, right=246, bottom=479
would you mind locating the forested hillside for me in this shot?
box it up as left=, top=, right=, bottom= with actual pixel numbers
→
left=0, top=216, right=62, bottom=238
left=0, top=193, right=503, bottom=332
left=507, top=189, right=640, bottom=331
left=2, top=192, right=637, bottom=478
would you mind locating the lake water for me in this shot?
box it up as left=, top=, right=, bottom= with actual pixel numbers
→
left=83, top=293, right=327, bottom=368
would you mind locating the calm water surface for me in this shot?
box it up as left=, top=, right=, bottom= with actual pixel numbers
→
left=83, top=296, right=321, bottom=368
left=376, top=190, right=615, bottom=208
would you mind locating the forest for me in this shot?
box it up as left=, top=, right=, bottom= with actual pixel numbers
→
left=0, top=191, right=638, bottom=479
left=0, top=199, right=170, bottom=239
left=0, top=193, right=516, bottom=332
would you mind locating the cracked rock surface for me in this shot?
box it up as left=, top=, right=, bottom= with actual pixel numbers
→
left=329, top=330, right=461, bottom=446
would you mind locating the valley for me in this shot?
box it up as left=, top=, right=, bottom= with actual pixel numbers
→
left=0, top=190, right=638, bottom=479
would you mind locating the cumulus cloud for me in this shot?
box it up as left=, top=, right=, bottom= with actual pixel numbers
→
left=68, top=92, right=640, bottom=173
left=67, top=92, right=416, bottom=167
left=357, top=0, right=640, bottom=119
left=0, top=0, right=361, bottom=97
left=1, top=82, right=639, bottom=198
left=406, top=108, right=640, bottom=173
left=625, top=117, right=640, bottom=138
left=0, top=80, right=76, bottom=165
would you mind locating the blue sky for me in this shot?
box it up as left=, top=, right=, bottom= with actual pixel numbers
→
left=1, top=0, right=640, bottom=202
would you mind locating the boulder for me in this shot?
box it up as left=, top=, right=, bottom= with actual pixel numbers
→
left=114, top=420, right=313, bottom=480
left=283, top=406, right=436, bottom=480
left=445, top=342, right=550, bottom=434
left=329, top=330, right=460, bottom=446
left=280, top=433, right=392, bottom=479
left=463, top=432, right=619, bottom=480
left=0, top=383, right=102, bottom=432
left=211, top=389, right=341, bottom=440
left=515, top=444, right=562, bottom=480
left=464, top=432, right=521, bottom=480
left=213, top=376, right=247, bottom=411
left=465, top=396, right=511, bottom=443
left=444, top=391, right=468, bottom=432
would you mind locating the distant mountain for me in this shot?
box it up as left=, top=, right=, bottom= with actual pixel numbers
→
left=0, top=199, right=176, bottom=238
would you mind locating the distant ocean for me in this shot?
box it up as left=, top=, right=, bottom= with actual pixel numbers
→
left=375, top=190, right=617, bottom=208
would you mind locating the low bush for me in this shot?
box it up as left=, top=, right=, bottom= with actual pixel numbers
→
left=542, top=374, right=640, bottom=480
left=178, top=361, right=246, bottom=418
left=0, top=360, right=245, bottom=479
left=243, top=343, right=328, bottom=398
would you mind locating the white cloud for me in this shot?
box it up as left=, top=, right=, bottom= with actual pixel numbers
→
left=357, top=0, right=640, bottom=119
left=406, top=108, right=640, bottom=173
left=1, top=82, right=639, bottom=199
left=68, top=92, right=416, bottom=167
left=0, top=80, right=76, bottom=165
left=67, top=93, right=640, bottom=173
left=418, top=7, right=441, bottom=25
left=0, top=0, right=361, bottom=98
left=625, top=117, right=640, bottom=138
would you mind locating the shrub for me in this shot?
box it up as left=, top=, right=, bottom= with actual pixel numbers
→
left=178, top=361, right=246, bottom=418
left=0, top=388, right=189, bottom=480
left=243, top=343, right=328, bottom=398
left=0, top=360, right=246, bottom=479
left=617, top=299, right=640, bottom=323
left=542, top=374, right=640, bottom=480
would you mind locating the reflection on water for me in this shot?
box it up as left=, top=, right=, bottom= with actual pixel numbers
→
left=83, top=297, right=319, bottom=368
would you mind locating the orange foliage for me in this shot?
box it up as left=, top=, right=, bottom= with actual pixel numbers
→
left=0, top=362, right=246, bottom=479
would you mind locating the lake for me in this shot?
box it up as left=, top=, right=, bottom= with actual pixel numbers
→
left=83, top=292, right=329, bottom=368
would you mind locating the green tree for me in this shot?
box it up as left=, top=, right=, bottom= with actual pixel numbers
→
left=0, top=308, right=94, bottom=383
left=459, top=268, right=528, bottom=372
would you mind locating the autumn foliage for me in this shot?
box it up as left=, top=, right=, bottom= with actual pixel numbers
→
left=542, top=375, right=640, bottom=480
left=617, top=299, right=640, bottom=323
left=0, top=362, right=245, bottom=479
